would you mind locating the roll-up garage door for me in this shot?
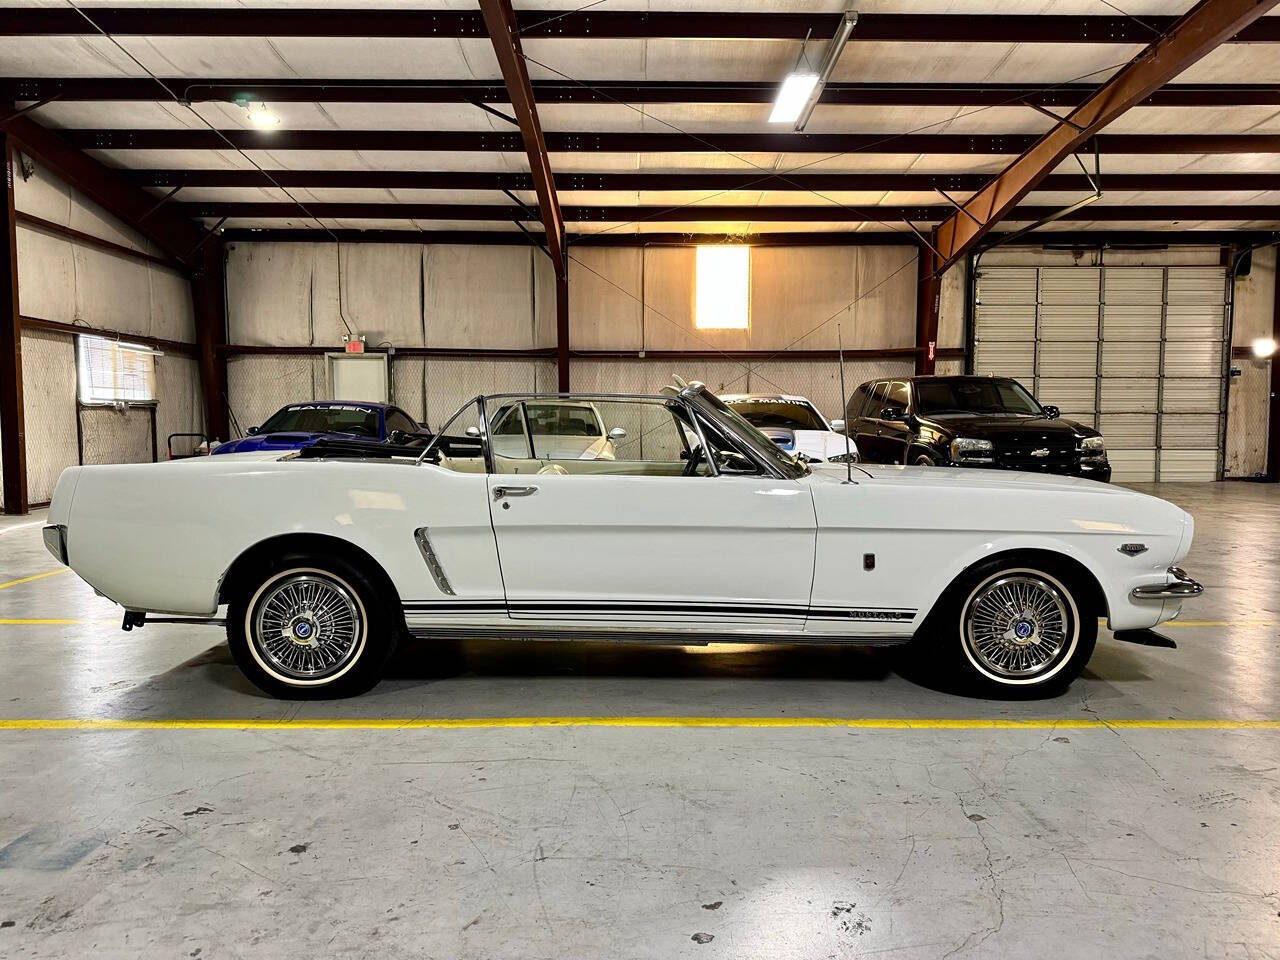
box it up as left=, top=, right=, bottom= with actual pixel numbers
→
left=973, top=263, right=1228, bottom=482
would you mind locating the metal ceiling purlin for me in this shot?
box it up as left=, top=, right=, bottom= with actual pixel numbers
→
left=3, top=9, right=1279, bottom=42
left=477, top=0, right=568, bottom=390
left=124, top=170, right=1280, bottom=193
left=174, top=202, right=1280, bottom=223
left=8, top=79, right=1280, bottom=107
left=53, top=129, right=1280, bottom=154
left=916, top=0, right=1280, bottom=376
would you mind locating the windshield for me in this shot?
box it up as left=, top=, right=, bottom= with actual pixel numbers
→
left=259, top=404, right=381, bottom=437
left=914, top=379, right=1043, bottom=417
left=691, top=390, right=808, bottom=479
left=725, top=398, right=827, bottom=432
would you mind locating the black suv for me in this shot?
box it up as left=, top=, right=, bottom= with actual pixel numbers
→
left=844, top=375, right=1110, bottom=482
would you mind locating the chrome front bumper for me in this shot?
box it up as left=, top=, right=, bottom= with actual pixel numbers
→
left=1131, top=566, right=1203, bottom=601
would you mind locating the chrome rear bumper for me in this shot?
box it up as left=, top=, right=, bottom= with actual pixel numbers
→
left=1131, top=566, right=1203, bottom=601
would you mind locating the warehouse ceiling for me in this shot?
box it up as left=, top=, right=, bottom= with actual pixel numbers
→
left=3, top=0, right=1280, bottom=240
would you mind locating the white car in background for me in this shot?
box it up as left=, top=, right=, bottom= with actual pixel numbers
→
left=721, top=393, right=858, bottom=464
left=489, top=399, right=625, bottom=461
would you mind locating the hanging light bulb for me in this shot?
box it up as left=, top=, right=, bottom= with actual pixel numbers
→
left=245, top=101, right=280, bottom=128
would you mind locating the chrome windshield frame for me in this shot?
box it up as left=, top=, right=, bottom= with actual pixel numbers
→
left=417, top=391, right=727, bottom=475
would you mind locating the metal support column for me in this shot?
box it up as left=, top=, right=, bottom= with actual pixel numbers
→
left=0, top=132, right=26, bottom=514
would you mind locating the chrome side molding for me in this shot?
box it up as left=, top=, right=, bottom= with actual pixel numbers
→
left=1131, top=566, right=1203, bottom=601
left=414, top=527, right=456, bottom=596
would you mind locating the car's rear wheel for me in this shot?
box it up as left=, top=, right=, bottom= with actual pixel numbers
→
left=227, top=553, right=396, bottom=699
left=917, top=559, right=1097, bottom=697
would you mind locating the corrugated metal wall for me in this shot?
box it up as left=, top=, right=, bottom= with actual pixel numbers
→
left=224, top=241, right=932, bottom=428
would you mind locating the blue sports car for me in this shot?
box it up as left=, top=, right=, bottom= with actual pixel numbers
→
left=212, top=401, right=430, bottom=455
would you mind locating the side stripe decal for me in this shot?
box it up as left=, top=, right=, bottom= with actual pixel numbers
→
left=403, top=601, right=916, bottom=623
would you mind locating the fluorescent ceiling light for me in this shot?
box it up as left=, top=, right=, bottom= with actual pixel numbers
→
left=1251, top=336, right=1277, bottom=359
left=769, top=73, right=819, bottom=124
left=695, top=246, right=750, bottom=330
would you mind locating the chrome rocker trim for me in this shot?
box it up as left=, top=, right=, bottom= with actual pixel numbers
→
left=1131, top=566, right=1204, bottom=601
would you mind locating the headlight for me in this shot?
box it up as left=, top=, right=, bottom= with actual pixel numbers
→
left=1081, top=436, right=1106, bottom=459
left=828, top=451, right=859, bottom=464
left=950, top=437, right=993, bottom=464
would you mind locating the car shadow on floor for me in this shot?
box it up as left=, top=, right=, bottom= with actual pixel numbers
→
left=100, top=631, right=1155, bottom=711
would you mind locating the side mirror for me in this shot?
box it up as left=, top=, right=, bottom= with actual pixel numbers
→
left=387, top=430, right=409, bottom=445
left=246, top=425, right=260, bottom=435
left=464, top=426, right=481, bottom=438
left=1043, top=405, right=1061, bottom=420
left=829, top=419, right=846, bottom=434
left=608, top=427, right=627, bottom=440
left=879, top=407, right=908, bottom=422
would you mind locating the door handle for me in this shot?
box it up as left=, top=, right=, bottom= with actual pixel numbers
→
left=493, top=484, right=538, bottom=501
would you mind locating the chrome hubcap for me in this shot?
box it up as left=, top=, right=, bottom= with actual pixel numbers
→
left=965, top=574, right=1070, bottom=678
left=252, top=573, right=363, bottom=680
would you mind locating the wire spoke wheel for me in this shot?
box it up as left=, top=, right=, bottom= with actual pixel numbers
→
left=962, top=572, right=1072, bottom=680
left=251, top=571, right=364, bottom=682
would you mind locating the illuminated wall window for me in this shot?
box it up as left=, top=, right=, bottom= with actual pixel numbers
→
left=694, top=246, right=750, bottom=330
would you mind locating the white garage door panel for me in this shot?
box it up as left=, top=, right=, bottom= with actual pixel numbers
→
left=1163, top=378, right=1223, bottom=413
left=1037, top=341, right=1097, bottom=377
left=1162, top=341, right=1223, bottom=378
left=1038, top=304, right=1099, bottom=340
left=972, top=262, right=1226, bottom=481
left=1161, top=413, right=1220, bottom=449
left=974, top=303, right=1035, bottom=340
left=1103, top=268, right=1163, bottom=305
left=1037, top=378, right=1096, bottom=414
left=974, top=340, right=1034, bottom=379
left=1100, top=414, right=1158, bottom=448
left=1039, top=268, right=1099, bottom=303
left=1101, top=341, right=1160, bottom=377
left=1166, top=307, right=1226, bottom=340
left=1101, top=378, right=1159, bottom=413
left=1109, top=450, right=1157, bottom=483
left=976, top=267, right=1037, bottom=304
left=1159, top=450, right=1220, bottom=482
left=1102, top=304, right=1162, bottom=341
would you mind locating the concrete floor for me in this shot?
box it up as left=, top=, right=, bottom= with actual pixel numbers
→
left=0, top=481, right=1278, bottom=959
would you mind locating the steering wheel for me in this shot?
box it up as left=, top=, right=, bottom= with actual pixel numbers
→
left=682, top=443, right=705, bottom=477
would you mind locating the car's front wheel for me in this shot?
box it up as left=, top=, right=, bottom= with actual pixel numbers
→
left=919, top=559, right=1097, bottom=697
left=227, top=554, right=397, bottom=699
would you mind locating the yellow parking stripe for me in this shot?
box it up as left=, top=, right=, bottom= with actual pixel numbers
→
left=0, top=568, right=69, bottom=590
left=0, top=619, right=80, bottom=625
left=0, top=717, right=1277, bottom=732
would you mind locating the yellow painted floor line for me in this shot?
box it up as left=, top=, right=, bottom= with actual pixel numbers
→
left=0, top=568, right=69, bottom=591
left=0, top=717, right=1277, bottom=732
left=0, top=619, right=81, bottom=625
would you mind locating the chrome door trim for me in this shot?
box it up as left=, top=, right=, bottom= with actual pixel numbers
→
left=414, top=527, right=456, bottom=596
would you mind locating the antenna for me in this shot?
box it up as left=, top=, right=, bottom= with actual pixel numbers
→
left=837, top=323, right=854, bottom=484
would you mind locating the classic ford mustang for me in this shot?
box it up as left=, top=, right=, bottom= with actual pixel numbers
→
left=43, top=382, right=1201, bottom=699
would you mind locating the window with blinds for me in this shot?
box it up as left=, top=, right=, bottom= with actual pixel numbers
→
left=75, top=335, right=158, bottom=405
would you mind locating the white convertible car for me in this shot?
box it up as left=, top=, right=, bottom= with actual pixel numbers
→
left=43, top=381, right=1201, bottom=699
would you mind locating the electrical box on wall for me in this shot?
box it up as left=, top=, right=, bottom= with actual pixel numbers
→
left=342, top=334, right=366, bottom=354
